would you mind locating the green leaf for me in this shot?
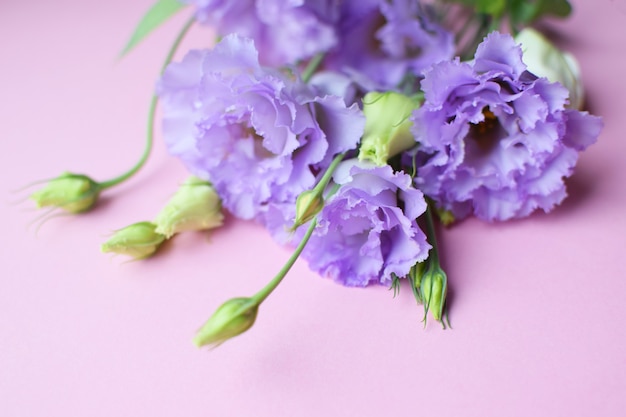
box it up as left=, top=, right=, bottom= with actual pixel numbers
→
left=476, top=0, right=506, bottom=17
left=120, top=0, right=189, bottom=57
left=444, top=0, right=506, bottom=17
left=535, top=0, right=572, bottom=18
left=509, top=0, right=572, bottom=26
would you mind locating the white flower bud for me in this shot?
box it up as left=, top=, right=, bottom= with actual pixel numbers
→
left=154, top=176, right=223, bottom=238
left=358, top=92, right=419, bottom=166
left=516, top=28, right=584, bottom=109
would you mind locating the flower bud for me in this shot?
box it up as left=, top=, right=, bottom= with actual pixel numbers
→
left=420, top=266, right=447, bottom=322
left=101, top=221, right=166, bottom=260
left=154, top=176, right=223, bottom=238
left=30, top=172, right=100, bottom=213
left=409, top=261, right=427, bottom=303
left=358, top=91, right=419, bottom=166
left=292, top=189, right=324, bottom=230
left=516, top=28, right=584, bottom=109
left=193, top=297, right=259, bottom=348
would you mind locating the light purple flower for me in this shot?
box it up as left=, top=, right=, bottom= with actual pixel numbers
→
left=301, top=159, right=431, bottom=287
left=157, top=34, right=364, bottom=220
left=181, top=0, right=338, bottom=66
left=323, top=0, right=454, bottom=90
left=411, top=32, right=603, bottom=221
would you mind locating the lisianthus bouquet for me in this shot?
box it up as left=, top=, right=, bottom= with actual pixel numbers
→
left=27, top=0, right=603, bottom=348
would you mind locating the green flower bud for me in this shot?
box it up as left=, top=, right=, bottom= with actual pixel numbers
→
left=358, top=91, right=419, bottom=166
left=292, top=189, right=324, bottom=230
left=515, top=28, right=584, bottom=109
left=420, top=266, right=448, bottom=322
left=435, top=206, right=455, bottom=227
left=101, top=221, right=166, bottom=260
left=30, top=172, right=100, bottom=214
left=409, top=261, right=427, bottom=303
left=193, top=297, right=259, bottom=348
left=154, top=176, right=223, bottom=238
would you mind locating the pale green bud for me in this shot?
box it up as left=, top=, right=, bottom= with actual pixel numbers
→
left=193, top=297, right=259, bottom=348
left=435, top=206, right=455, bottom=227
left=292, top=189, right=324, bottom=230
left=358, top=91, right=419, bottom=166
left=101, top=221, right=166, bottom=260
left=409, top=261, right=427, bottom=303
left=420, top=266, right=448, bottom=322
left=30, top=172, right=100, bottom=214
left=154, top=176, right=223, bottom=238
left=516, top=28, right=584, bottom=109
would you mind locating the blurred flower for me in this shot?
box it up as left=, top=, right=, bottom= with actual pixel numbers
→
left=302, top=159, right=431, bottom=287
left=411, top=32, right=603, bottom=221
left=193, top=297, right=259, bottom=348
left=154, top=176, right=223, bottom=238
left=359, top=91, right=419, bottom=165
left=30, top=172, right=100, bottom=214
left=324, top=0, right=454, bottom=89
left=101, top=221, right=166, bottom=260
left=181, top=0, right=338, bottom=66
left=515, top=28, right=584, bottom=109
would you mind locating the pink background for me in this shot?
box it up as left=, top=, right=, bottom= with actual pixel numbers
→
left=1, top=0, right=625, bottom=415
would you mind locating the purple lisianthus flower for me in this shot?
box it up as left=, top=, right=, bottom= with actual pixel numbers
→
left=181, top=0, right=338, bottom=66
left=411, top=32, right=603, bottom=221
left=300, top=159, right=431, bottom=287
left=157, top=34, right=364, bottom=220
left=324, top=0, right=454, bottom=90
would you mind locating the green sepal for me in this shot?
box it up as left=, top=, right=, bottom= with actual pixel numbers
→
left=120, top=0, right=189, bottom=57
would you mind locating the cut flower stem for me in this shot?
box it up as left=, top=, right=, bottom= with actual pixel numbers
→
left=251, top=218, right=318, bottom=305
left=100, top=16, right=196, bottom=189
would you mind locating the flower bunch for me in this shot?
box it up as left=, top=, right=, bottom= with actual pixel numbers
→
left=27, top=0, right=602, bottom=347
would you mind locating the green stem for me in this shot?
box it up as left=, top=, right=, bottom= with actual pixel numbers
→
left=312, top=153, right=344, bottom=195
left=100, top=16, right=196, bottom=189
left=424, top=204, right=440, bottom=265
left=252, top=218, right=318, bottom=304
left=301, top=52, right=324, bottom=83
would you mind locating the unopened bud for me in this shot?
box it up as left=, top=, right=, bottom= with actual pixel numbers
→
left=193, top=297, right=259, bottom=348
left=420, top=266, right=447, bottom=322
left=154, top=176, right=223, bottom=238
left=30, top=172, right=100, bottom=214
left=409, top=261, right=427, bottom=303
left=101, top=221, right=166, bottom=260
left=292, top=190, right=324, bottom=230
left=358, top=91, right=419, bottom=166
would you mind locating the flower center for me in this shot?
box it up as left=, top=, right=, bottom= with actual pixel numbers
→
left=468, top=107, right=504, bottom=153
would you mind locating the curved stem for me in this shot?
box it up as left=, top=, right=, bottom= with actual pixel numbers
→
left=251, top=218, right=318, bottom=304
left=100, top=16, right=196, bottom=189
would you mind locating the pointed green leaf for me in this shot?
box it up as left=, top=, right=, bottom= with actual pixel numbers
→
left=510, top=0, right=572, bottom=26
left=536, top=0, right=572, bottom=18
left=120, top=0, right=189, bottom=57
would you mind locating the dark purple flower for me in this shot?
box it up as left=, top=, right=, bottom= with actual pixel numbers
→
left=157, top=34, right=364, bottom=220
left=301, top=159, right=431, bottom=287
left=411, top=32, right=603, bottom=221
left=323, top=0, right=454, bottom=90
left=181, top=0, right=338, bottom=66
